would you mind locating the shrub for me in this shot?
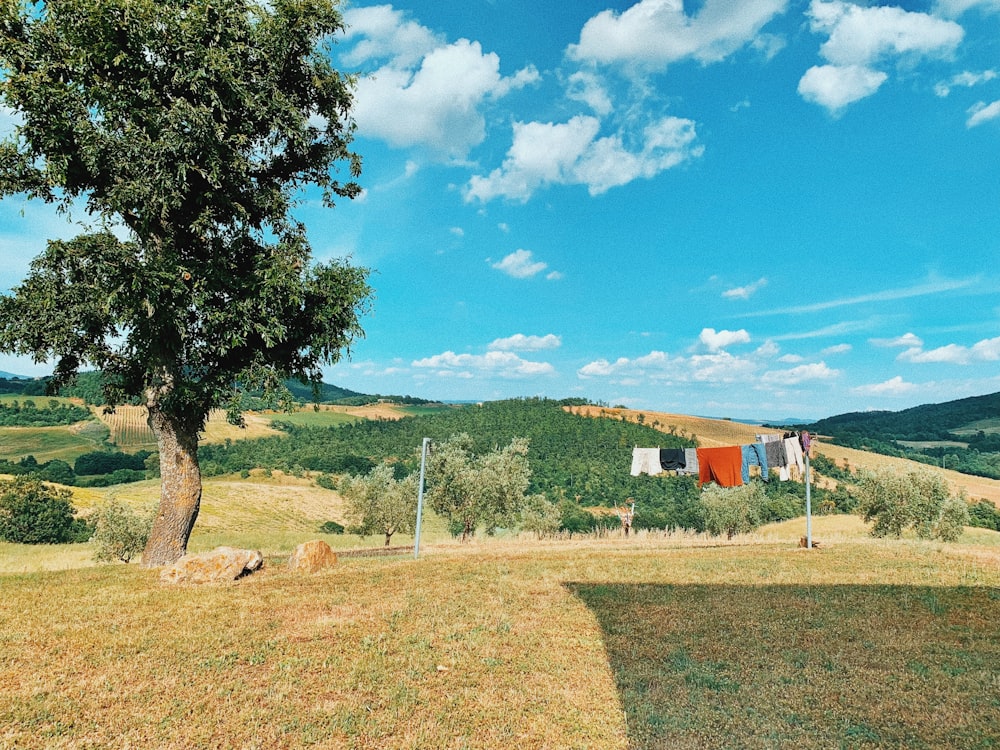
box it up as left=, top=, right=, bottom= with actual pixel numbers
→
left=856, top=467, right=967, bottom=541
left=319, top=520, right=345, bottom=534
left=91, top=499, right=155, bottom=563
left=0, top=476, right=78, bottom=544
left=698, top=480, right=767, bottom=539
left=520, top=494, right=562, bottom=538
left=935, top=494, right=971, bottom=542
left=967, top=499, right=1000, bottom=531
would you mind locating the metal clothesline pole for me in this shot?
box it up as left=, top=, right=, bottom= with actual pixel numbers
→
left=805, top=453, right=812, bottom=549
left=414, top=437, right=430, bottom=560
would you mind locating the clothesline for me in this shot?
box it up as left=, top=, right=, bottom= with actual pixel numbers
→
left=630, top=431, right=813, bottom=488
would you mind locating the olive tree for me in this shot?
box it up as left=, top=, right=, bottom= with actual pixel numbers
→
left=856, top=467, right=969, bottom=541
left=0, top=0, right=371, bottom=565
left=698, top=480, right=767, bottom=540
left=426, top=433, right=532, bottom=541
left=339, top=463, right=418, bottom=547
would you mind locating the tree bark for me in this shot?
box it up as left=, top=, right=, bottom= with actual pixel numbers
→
left=141, top=404, right=202, bottom=567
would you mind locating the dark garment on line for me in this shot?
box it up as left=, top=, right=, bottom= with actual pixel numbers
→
left=764, top=439, right=786, bottom=471
left=659, top=448, right=687, bottom=470
left=696, top=446, right=743, bottom=488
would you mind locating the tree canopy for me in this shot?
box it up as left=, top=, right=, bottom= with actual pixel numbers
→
left=0, top=0, right=372, bottom=565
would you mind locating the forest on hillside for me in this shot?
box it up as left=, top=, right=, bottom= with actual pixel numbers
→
left=199, top=398, right=821, bottom=532
left=803, top=391, right=1000, bottom=479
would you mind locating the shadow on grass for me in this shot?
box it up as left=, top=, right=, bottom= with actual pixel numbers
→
left=565, top=582, right=1000, bottom=750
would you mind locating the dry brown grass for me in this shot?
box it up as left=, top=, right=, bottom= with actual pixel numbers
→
left=1, top=517, right=998, bottom=749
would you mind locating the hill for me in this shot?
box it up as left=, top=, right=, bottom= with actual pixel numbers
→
left=804, top=391, right=1000, bottom=441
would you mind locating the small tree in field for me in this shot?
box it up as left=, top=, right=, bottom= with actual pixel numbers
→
left=856, top=467, right=968, bottom=541
left=339, top=463, right=418, bottom=547
left=426, top=433, right=532, bottom=541
left=699, top=481, right=767, bottom=540
left=0, top=0, right=371, bottom=566
left=519, top=494, right=561, bottom=539
left=91, top=498, right=155, bottom=563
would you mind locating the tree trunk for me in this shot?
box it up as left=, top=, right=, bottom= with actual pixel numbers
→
left=141, top=405, right=202, bottom=567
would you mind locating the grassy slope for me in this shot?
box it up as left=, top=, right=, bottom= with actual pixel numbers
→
left=0, top=518, right=998, bottom=749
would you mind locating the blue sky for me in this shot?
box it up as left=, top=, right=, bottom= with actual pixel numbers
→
left=2, top=0, right=1000, bottom=421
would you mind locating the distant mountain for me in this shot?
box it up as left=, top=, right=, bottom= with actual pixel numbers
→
left=0, top=371, right=28, bottom=379
left=806, top=391, right=1000, bottom=441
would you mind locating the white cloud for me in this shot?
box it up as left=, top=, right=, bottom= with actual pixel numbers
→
left=699, top=328, right=751, bottom=351
left=412, top=350, right=555, bottom=378
left=778, top=354, right=804, bottom=363
left=935, top=69, right=998, bottom=96
left=567, top=0, right=789, bottom=69
left=800, top=1, right=964, bottom=112
left=852, top=376, right=917, bottom=395
left=577, top=349, right=757, bottom=385
left=797, top=64, right=887, bottom=111
left=723, top=277, right=767, bottom=299
left=464, top=114, right=702, bottom=202
left=342, top=8, right=539, bottom=159
left=897, top=335, right=1000, bottom=364
left=871, top=332, right=924, bottom=348
left=761, top=362, right=839, bottom=385
left=490, top=249, right=551, bottom=279
left=822, top=343, right=852, bottom=355
left=565, top=71, right=614, bottom=116
left=488, top=334, right=562, bottom=352
left=967, top=100, right=1000, bottom=128
left=755, top=340, right=780, bottom=357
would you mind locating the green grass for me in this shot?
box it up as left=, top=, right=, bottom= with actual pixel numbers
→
left=953, top=417, right=1000, bottom=435
left=0, top=421, right=108, bottom=463
left=1, top=515, right=998, bottom=749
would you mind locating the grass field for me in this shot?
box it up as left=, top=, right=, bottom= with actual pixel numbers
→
left=0, top=421, right=109, bottom=463
left=1, top=515, right=998, bottom=749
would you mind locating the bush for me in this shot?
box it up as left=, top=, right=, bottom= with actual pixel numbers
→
left=0, top=476, right=79, bottom=544
left=319, top=520, right=345, bottom=534
left=856, top=467, right=967, bottom=541
left=698, top=480, right=767, bottom=539
left=967, top=499, right=1000, bottom=531
left=91, top=499, right=154, bottom=563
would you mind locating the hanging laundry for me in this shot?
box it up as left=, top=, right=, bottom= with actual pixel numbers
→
left=779, top=437, right=805, bottom=481
left=800, top=431, right=812, bottom=454
left=763, top=439, right=786, bottom=477
left=659, top=448, right=687, bottom=471
left=677, top=447, right=700, bottom=476
left=740, top=443, right=769, bottom=483
left=696, top=446, right=743, bottom=488
left=756, top=433, right=782, bottom=443
left=630, top=447, right=663, bottom=476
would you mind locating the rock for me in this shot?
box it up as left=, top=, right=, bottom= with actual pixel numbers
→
left=160, top=546, right=264, bottom=584
left=287, top=540, right=338, bottom=573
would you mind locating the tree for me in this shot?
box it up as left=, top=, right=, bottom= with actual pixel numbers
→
left=91, top=498, right=155, bottom=563
left=339, top=462, right=419, bottom=547
left=856, top=467, right=967, bottom=541
left=0, top=0, right=372, bottom=566
left=0, top=475, right=78, bottom=544
left=426, top=433, right=532, bottom=541
left=519, top=493, right=561, bottom=539
left=698, top=481, right=767, bottom=540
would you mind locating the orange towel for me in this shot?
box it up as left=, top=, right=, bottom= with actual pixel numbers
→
left=696, top=446, right=744, bottom=488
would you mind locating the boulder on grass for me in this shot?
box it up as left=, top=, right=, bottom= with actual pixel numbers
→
left=287, top=540, right=338, bottom=574
left=160, top=546, right=264, bottom=584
